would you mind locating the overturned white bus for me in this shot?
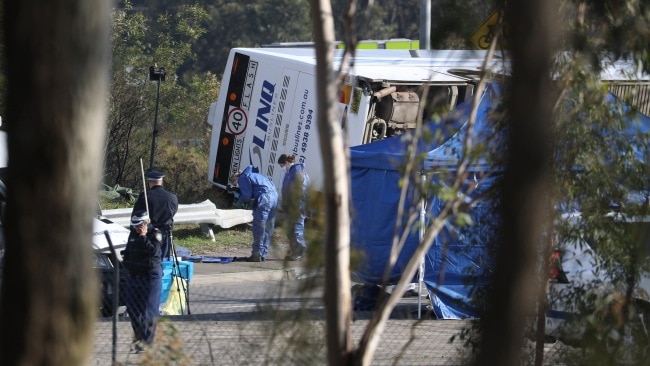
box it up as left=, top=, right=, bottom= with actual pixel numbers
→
left=206, top=48, right=504, bottom=191
left=206, top=47, right=649, bottom=193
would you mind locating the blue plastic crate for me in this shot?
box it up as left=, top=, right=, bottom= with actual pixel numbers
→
left=162, top=260, right=193, bottom=281
left=174, top=260, right=193, bottom=282
left=160, top=273, right=173, bottom=304
left=160, top=261, right=193, bottom=304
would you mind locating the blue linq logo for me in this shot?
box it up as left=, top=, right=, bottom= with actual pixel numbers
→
left=249, top=80, right=275, bottom=169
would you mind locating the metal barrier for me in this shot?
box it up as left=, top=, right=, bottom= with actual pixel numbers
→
left=102, top=199, right=253, bottom=229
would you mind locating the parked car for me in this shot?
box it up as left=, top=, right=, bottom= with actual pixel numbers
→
left=545, top=212, right=650, bottom=361
left=93, top=216, right=130, bottom=317
left=0, top=127, right=131, bottom=316
left=0, top=176, right=130, bottom=317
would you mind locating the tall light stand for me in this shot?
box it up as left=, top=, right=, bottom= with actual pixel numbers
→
left=419, top=0, right=431, bottom=50
left=148, top=66, right=166, bottom=170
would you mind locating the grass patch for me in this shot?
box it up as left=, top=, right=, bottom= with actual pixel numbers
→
left=172, top=222, right=290, bottom=257
left=172, top=223, right=253, bottom=255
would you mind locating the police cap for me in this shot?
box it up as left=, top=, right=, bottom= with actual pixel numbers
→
left=145, top=170, right=165, bottom=180
left=130, top=211, right=150, bottom=226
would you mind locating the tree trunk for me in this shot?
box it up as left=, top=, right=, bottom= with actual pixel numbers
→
left=309, top=1, right=354, bottom=365
left=0, top=0, right=110, bottom=365
left=473, top=1, right=557, bottom=365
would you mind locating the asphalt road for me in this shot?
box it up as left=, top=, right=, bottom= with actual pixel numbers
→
left=90, top=279, right=565, bottom=365
left=91, top=261, right=575, bottom=365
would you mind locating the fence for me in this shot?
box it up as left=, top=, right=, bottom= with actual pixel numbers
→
left=0, top=247, right=579, bottom=365
left=90, top=238, right=577, bottom=366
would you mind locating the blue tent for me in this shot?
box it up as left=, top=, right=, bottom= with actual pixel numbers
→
left=350, top=84, right=504, bottom=318
left=349, top=84, right=650, bottom=319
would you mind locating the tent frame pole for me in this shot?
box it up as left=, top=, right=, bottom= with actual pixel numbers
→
left=418, top=172, right=426, bottom=319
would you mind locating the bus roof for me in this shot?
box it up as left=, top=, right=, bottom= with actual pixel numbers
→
left=229, top=48, right=507, bottom=83
left=233, top=47, right=649, bottom=83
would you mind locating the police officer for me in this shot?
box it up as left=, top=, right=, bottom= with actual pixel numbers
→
left=230, top=165, right=278, bottom=262
left=132, top=170, right=178, bottom=259
left=122, top=211, right=163, bottom=352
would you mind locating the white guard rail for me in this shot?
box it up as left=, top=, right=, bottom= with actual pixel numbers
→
left=101, top=199, right=253, bottom=229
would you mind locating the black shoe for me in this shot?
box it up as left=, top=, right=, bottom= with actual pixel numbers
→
left=130, top=339, right=140, bottom=352
left=131, top=340, right=148, bottom=353
left=243, top=255, right=262, bottom=262
left=234, top=255, right=261, bottom=262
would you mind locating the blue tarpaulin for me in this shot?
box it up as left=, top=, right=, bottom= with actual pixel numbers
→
left=349, top=83, right=650, bottom=319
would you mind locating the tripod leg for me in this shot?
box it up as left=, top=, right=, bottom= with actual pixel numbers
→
left=169, top=234, right=191, bottom=315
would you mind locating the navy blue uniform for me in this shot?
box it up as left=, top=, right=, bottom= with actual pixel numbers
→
left=133, top=185, right=178, bottom=258
left=123, top=226, right=163, bottom=344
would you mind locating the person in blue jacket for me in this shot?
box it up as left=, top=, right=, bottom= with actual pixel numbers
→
left=230, top=165, right=278, bottom=262
left=122, top=211, right=163, bottom=352
left=277, top=154, right=310, bottom=261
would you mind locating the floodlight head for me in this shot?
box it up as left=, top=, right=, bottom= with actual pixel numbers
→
left=149, top=66, right=166, bottom=81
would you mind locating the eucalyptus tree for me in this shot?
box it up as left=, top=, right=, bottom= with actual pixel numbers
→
left=473, top=1, right=650, bottom=365
left=539, top=3, right=650, bottom=364
left=0, top=0, right=110, bottom=364
left=310, top=0, right=354, bottom=364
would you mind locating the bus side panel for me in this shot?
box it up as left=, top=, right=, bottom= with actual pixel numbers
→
left=208, top=49, right=375, bottom=193
left=209, top=51, right=323, bottom=192
left=252, top=66, right=302, bottom=188
left=280, top=71, right=321, bottom=190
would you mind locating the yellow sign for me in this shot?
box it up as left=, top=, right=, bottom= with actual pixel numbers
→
left=470, top=11, right=501, bottom=50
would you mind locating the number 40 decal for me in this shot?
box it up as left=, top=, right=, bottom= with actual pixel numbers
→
left=226, top=107, right=248, bottom=135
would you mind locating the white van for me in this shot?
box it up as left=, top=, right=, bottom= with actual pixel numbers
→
left=0, top=128, right=130, bottom=317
